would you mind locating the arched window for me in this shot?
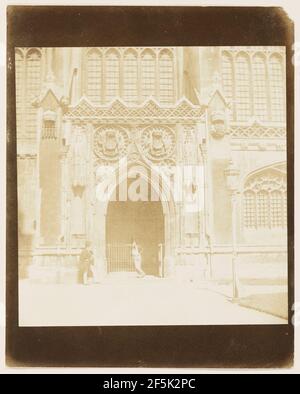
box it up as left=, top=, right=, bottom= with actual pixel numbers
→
left=235, top=53, right=251, bottom=121
left=105, top=50, right=120, bottom=102
left=15, top=50, right=24, bottom=133
left=141, top=50, right=156, bottom=100
left=256, top=191, right=269, bottom=228
left=221, top=52, right=234, bottom=120
left=25, top=50, right=42, bottom=140
left=243, top=168, right=287, bottom=230
left=269, top=54, right=285, bottom=122
left=159, top=50, right=174, bottom=104
left=123, top=50, right=138, bottom=104
left=253, top=54, right=268, bottom=121
left=270, top=190, right=284, bottom=228
left=86, top=49, right=102, bottom=104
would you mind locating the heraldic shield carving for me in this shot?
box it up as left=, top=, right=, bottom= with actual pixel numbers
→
left=94, top=127, right=129, bottom=162
left=140, top=126, right=176, bottom=162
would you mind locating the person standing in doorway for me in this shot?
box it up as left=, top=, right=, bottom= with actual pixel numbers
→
left=79, top=241, right=94, bottom=285
left=132, top=241, right=145, bottom=278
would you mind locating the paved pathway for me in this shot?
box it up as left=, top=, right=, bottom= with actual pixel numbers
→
left=19, top=277, right=287, bottom=326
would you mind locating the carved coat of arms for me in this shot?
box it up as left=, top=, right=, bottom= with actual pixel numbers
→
left=150, top=129, right=167, bottom=156
left=94, top=127, right=129, bottom=162
left=141, top=126, right=175, bottom=162
left=103, top=130, right=119, bottom=156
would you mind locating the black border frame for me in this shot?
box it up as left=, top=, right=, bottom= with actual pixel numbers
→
left=6, top=6, right=294, bottom=368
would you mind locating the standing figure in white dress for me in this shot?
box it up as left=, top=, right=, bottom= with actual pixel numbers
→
left=132, top=241, right=145, bottom=278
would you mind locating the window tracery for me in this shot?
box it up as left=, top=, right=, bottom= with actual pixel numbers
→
left=243, top=169, right=287, bottom=229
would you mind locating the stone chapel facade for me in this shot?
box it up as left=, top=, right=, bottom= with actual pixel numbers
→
left=16, top=47, right=287, bottom=283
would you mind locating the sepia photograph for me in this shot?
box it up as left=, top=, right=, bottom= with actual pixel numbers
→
left=5, top=3, right=296, bottom=370
left=16, top=45, right=289, bottom=327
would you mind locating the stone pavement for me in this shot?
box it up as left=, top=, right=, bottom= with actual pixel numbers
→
left=19, top=276, right=288, bottom=327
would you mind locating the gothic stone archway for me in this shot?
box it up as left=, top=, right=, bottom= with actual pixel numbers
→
left=93, top=162, right=177, bottom=278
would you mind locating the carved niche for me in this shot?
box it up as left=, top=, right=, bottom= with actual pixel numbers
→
left=210, top=110, right=227, bottom=139
left=182, top=125, right=198, bottom=164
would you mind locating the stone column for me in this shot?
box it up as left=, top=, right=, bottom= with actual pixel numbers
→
left=39, top=106, right=62, bottom=246
left=70, top=48, right=82, bottom=103
left=59, top=141, right=69, bottom=248
left=35, top=106, right=44, bottom=247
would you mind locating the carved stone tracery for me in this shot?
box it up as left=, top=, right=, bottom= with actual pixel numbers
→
left=243, top=168, right=287, bottom=229
left=182, top=125, right=198, bottom=165
left=244, top=172, right=286, bottom=193
left=64, top=98, right=205, bottom=122
left=230, top=124, right=286, bottom=139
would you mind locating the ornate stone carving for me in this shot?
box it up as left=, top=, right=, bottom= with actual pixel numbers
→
left=230, top=123, right=286, bottom=139
left=245, top=172, right=286, bottom=193
left=243, top=168, right=287, bottom=229
left=64, top=97, right=205, bottom=122
left=210, top=110, right=227, bottom=139
left=60, top=96, right=70, bottom=109
left=94, top=126, right=129, bottom=162
left=43, top=110, right=57, bottom=122
left=231, top=141, right=286, bottom=152
left=183, top=125, right=198, bottom=164
left=140, top=126, right=175, bottom=163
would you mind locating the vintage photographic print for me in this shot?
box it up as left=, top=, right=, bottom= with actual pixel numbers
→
left=16, top=45, right=289, bottom=327
left=15, top=46, right=288, bottom=326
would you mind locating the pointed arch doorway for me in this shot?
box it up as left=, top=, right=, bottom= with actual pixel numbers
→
left=93, top=162, right=176, bottom=279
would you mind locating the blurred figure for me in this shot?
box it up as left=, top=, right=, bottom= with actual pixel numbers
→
left=132, top=241, right=145, bottom=278
left=79, top=241, right=94, bottom=285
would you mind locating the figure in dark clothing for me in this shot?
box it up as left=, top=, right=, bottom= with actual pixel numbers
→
left=79, top=241, right=94, bottom=285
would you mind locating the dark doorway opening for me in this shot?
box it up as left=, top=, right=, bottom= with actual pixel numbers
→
left=106, top=200, right=164, bottom=276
